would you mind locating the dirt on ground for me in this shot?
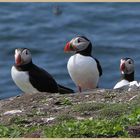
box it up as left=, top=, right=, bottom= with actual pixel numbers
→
left=0, top=88, right=140, bottom=137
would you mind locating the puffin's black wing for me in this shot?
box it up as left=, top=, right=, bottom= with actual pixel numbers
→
left=58, top=84, right=74, bottom=94
left=94, top=58, right=103, bottom=77
left=29, top=64, right=74, bottom=94
left=29, top=64, right=58, bottom=93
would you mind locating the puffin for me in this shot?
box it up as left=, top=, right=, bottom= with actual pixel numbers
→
left=11, top=48, right=74, bottom=94
left=114, top=57, right=136, bottom=89
left=64, top=36, right=102, bottom=92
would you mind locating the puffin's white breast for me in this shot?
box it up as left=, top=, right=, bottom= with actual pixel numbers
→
left=67, top=54, right=99, bottom=90
left=113, top=79, right=129, bottom=89
left=11, top=66, right=39, bottom=93
left=114, top=80, right=140, bottom=91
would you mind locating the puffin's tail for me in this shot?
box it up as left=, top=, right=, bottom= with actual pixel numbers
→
left=58, top=84, right=74, bottom=94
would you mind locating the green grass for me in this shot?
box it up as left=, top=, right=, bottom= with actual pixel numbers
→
left=44, top=119, right=127, bottom=138
left=56, top=114, right=76, bottom=122
left=98, top=103, right=130, bottom=119
left=44, top=107, right=140, bottom=138
left=10, top=116, right=30, bottom=126
left=73, top=102, right=105, bottom=112
left=0, top=125, right=22, bottom=137
left=0, top=107, right=140, bottom=138
left=0, top=98, right=140, bottom=138
left=55, top=97, right=73, bottom=106
left=0, top=125, right=43, bottom=137
left=73, top=102, right=132, bottom=119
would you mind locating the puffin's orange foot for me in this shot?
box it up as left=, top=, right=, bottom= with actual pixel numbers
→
left=78, top=86, right=82, bottom=93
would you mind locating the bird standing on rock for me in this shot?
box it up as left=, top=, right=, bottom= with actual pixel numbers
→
left=114, top=57, right=138, bottom=89
left=64, top=36, right=102, bottom=92
left=11, top=48, right=74, bottom=94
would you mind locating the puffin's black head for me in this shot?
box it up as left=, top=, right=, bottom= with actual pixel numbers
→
left=120, top=57, right=134, bottom=75
left=64, top=36, right=92, bottom=56
left=14, top=48, right=32, bottom=66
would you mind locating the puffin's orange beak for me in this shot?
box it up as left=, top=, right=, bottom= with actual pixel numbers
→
left=64, top=42, right=77, bottom=52
left=15, top=54, right=22, bottom=65
left=120, top=62, right=125, bottom=71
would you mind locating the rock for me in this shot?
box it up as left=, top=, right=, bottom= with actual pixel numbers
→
left=127, top=125, right=140, bottom=137
left=3, top=110, right=22, bottom=115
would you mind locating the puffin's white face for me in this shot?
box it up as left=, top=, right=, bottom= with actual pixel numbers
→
left=120, top=58, right=134, bottom=74
left=14, top=48, right=32, bottom=66
left=64, top=36, right=90, bottom=52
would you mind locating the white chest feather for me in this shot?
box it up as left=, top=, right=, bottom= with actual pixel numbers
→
left=113, top=79, right=129, bottom=89
left=11, top=66, right=39, bottom=93
left=67, top=54, right=99, bottom=90
left=114, top=79, right=140, bottom=91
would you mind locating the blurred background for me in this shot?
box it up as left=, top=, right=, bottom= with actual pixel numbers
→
left=0, top=2, right=140, bottom=99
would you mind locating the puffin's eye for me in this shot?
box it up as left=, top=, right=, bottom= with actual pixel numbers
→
left=25, top=50, right=28, bottom=55
left=77, top=38, right=81, bottom=43
left=77, top=37, right=84, bottom=43
left=128, top=61, right=132, bottom=64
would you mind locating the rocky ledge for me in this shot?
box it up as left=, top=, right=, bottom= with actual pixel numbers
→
left=0, top=89, right=140, bottom=138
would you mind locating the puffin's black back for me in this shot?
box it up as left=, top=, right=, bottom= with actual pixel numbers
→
left=15, top=62, right=58, bottom=93
left=94, top=58, right=102, bottom=77
left=28, top=64, right=58, bottom=93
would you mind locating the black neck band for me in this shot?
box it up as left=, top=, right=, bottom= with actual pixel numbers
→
left=121, top=72, right=134, bottom=82
left=15, top=61, right=33, bottom=71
